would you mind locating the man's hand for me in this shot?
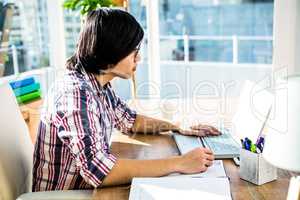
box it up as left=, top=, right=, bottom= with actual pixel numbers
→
left=176, top=147, right=214, bottom=174
left=177, top=124, right=221, bottom=137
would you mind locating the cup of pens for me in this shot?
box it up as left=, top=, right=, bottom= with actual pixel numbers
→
left=239, top=136, right=277, bottom=185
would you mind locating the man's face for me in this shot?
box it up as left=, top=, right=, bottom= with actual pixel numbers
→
left=108, top=47, right=141, bottom=79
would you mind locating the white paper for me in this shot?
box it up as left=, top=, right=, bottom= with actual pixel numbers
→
left=129, top=177, right=232, bottom=200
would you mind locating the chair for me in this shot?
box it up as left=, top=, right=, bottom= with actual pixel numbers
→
left=0, top=83, right=93, bottom=200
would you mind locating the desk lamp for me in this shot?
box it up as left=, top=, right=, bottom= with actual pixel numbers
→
left=263, top=74, right=300, bottom=200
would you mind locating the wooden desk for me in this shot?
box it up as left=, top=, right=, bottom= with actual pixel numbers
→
left=20, top=99, right=43, bottom=142
left=89, top=133, right=294, bottom=200
left=21, top=99, right=295, bottom=200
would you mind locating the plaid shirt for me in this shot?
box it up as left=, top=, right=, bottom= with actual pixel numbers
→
left=32, top=67, right=136, bottom=191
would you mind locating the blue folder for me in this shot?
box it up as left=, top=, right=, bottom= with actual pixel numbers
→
left=9, top=77, right=35, bottom=89
left=13, top=82, right=40, bottom=97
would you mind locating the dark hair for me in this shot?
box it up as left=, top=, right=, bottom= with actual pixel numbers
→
left=66, top=8, right=144, bottom=74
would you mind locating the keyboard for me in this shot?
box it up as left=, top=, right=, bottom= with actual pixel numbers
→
left=202, top=130, right=240, bottom=158
left=173, top=133, right=204, bottom=154
left=173, top=130, right=240, bottom=159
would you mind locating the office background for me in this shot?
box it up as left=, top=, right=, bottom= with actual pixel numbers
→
left=0, top=0, right=274, bottom=101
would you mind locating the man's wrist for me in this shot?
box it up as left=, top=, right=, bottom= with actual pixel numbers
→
left=167, top=156, right=182, bottom=174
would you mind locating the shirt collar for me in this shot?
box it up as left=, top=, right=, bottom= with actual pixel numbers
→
left=77, top=64, right=110, bottom=95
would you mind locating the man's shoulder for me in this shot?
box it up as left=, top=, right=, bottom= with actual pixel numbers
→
left=46, top=70, right=96, bottom=105
left=52, top=70, right=92, bottom=93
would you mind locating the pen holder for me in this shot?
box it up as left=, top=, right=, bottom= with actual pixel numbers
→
left=239, top=149, right=277, bottom=185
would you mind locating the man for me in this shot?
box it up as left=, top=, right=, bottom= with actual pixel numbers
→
left=32, top=8, right=220, bottom=191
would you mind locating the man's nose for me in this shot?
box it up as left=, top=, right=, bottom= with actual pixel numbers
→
left=135, top=53, right=141, bottom=62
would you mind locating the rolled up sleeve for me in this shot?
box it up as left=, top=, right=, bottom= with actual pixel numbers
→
left=113, top=95, right=137, bottom=134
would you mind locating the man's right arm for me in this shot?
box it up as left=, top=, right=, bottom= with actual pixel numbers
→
left=102, top=147, right=214, bottom=187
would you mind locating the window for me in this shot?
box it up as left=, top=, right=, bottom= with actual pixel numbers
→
left=159, top=1, right=273, bottom=64
left=0, top=0, right=50, bottom=78
left=158, top=0, right=274, bottom=99
left=63, top=10, right=81, bottom=58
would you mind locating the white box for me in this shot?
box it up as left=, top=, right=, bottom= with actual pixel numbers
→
left=239, top=149, right=277, bottom=185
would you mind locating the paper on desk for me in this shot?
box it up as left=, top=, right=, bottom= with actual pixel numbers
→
left=129, top=177, right=232, bottom=200
left=168, top=160, right=226, bottom=178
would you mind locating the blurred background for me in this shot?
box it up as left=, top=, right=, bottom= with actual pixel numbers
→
left=0, top=0, right=274, bottom=100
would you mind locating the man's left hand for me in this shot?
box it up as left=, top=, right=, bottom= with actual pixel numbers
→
left=177, top=124, right=221, bottom=137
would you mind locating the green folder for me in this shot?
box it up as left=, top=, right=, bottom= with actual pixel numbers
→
left=16, top=90, right=41, bottom=104
left=13, top=83, right=40, bottom=97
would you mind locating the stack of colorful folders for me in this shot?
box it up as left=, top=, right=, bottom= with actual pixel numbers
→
left=9, top=77, right=41, bottom=104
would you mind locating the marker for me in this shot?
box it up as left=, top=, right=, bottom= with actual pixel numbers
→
left=245, top=137, right=252, bottom=145
left=256, top=137, right=265, bottom=152
left=256, top=145, right=262, bottom=153
left=256, top=137, right=264, bottom=146
left=250, top=143, right=256, bottom=153
left=243, top=139, right=250, bottom=151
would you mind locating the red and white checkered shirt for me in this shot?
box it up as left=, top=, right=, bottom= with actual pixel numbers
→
left=32, top=67, right=136, bottom=191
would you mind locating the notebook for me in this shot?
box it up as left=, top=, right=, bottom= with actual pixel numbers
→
left=129, top=160, right=232, bottom=200
left=129, top=177, right=232, bottom=200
